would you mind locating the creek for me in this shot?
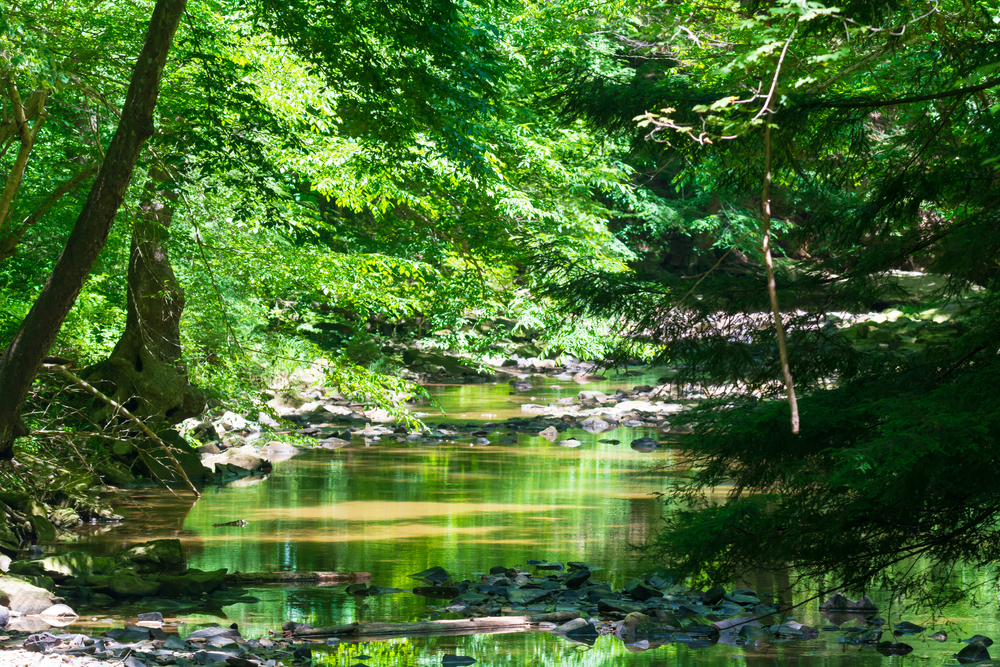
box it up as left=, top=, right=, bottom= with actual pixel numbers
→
left=52, top=370, right=1000, bottom=667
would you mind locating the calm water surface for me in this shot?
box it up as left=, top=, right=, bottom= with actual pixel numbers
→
left=60, top=371, right=1000, bottom=667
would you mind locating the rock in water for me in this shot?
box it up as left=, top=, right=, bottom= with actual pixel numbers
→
left=410, top=566, right=450, bottom=583
left=819, top=592, right=878, bottom=612
left=442, top=656, right=476, bottom=666
left=876, top=642, right=914, bottom=655
left=893, top=621, right=925, bottom=635
left=957, top=641, right=992, bottom=663
left=930, top=631, right=948, bottom=641
left=118, top=539, right=185, bottom=574
left=537, top=426, right=558, bottom=441
left=964, top=635, right=994, bottom=647
left=563, top=569, right=590, bottom=589
left=536, top=562, right=564, bottom=571
left=0, top=605, right=8, bottom=629
left=700, top=584, right=726, bottom=605
left=558, top=618, right=599, bottom=637
left=630, top=437, right=659, bottom=452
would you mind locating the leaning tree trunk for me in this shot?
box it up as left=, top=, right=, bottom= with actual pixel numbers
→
left=85, top=175, right=205, bottom=423
left=0, top=0, right=188, bottom=459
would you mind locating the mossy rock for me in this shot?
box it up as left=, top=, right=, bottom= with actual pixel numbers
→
left=95, top=460, right=135, bottom=487
left=30, top=515, right=57, bottom=542
left=48, top=508, right=80, bottom=528
left=107, top=572, right=161, bottom=598
left=20, top=552, right=117, bottom=579
left=0, top=519, right=18, bottom=555
left=117, top=539, right=185, bottom=574
left=158, top=568, right=227, bottom=597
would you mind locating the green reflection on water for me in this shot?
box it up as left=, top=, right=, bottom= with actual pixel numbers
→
left=66, top=371, right=1000, bottom=667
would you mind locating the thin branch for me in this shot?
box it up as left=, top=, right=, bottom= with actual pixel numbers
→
left=44, top=364, right=200, bottom=498
left=761, top=122, right=800, bottom=434
left=826, top=77, right=1000, bottom=109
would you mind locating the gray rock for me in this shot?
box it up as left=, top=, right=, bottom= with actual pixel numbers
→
left=617, top=612, right=673, bottom=639
left=24, top=632, right=61, bottom=652
left=506, top=588, right=549, bottom=605
left=598, top=599, right=647, bottom=614
left=0, top=604, right=8, bottom=628
left=558, top=618, right=598, bottom=637
left=194, top=651, right=234, bottom=664
left=0, top=575, right=62, bottom=613
left=563, top=569, right=590, bottom=589
left=106, top=627, right=153, bottom=642
left=185, top=627, right=242, bottom=642
left=580, top=418, right=610, bottom=433
left=138, top=611, right=164, bottom=622
left=623, top=579, right=662, bottom=601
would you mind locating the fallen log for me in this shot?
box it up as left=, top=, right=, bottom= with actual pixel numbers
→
left=224, top=571, right=370, bottom=584
left=293, top=612, right=582, bottom=640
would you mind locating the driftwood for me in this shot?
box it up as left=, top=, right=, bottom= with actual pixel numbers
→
left=224, top=571, right=371, bottom=585
left=292, top=612, right=582, bottom=639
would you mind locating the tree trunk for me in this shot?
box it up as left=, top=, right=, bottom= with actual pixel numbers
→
left=0, top=0, right=188, bottom=459
left=85, top=175, right=205, bottom=423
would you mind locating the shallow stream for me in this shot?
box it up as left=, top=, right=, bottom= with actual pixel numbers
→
left=52, top=370, right=1000, bottom=667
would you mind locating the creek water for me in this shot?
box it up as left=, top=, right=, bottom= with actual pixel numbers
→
left=58, top=370, right=1000, bottom=667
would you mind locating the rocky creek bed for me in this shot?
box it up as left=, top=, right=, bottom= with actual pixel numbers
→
left=5, top=542, right=991, bottom=667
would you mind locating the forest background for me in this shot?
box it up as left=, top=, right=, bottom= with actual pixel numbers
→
left=1, top=0, right=999, bottom=601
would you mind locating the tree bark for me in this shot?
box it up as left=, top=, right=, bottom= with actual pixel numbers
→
left=85, top=175, right=205, bottom=423
left=0, top=0, right=188, bottom=459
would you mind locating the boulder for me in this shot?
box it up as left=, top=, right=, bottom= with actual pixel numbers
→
left=0, top=604, right=8, bottom=629
left=118, top=539, right=185, bottom=574
left=0, top=575, right=62, bottom=613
